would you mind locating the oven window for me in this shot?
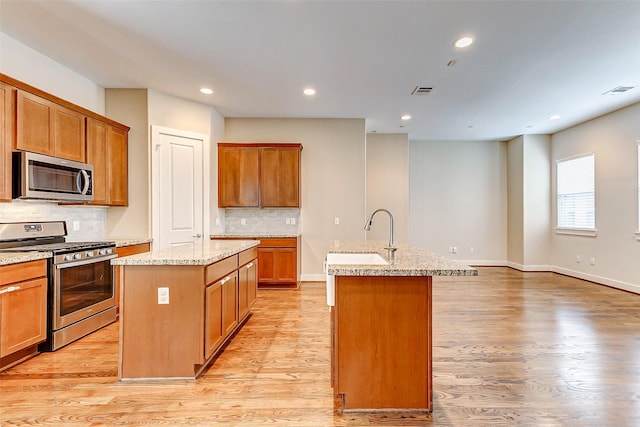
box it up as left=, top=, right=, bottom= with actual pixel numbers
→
left=58, top=259, right=114, bottom=316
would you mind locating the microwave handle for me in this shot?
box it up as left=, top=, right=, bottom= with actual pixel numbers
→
left=78, top=170, right=91, bottom=195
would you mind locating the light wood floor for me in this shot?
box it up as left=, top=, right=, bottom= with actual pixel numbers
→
left=1, top=267, right=639, bottom=426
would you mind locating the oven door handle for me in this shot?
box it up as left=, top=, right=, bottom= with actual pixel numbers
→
left=55, top=254, right=117, bottom=269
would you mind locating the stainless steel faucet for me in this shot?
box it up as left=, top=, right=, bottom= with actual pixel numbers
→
left=364, top=208, right=397, bottom=254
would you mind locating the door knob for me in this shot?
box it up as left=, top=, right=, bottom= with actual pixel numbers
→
left=193, top=233, right=202, bottom=238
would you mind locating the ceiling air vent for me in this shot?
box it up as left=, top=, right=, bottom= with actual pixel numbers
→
left=411, top=86, right=433, bottom=95
left=602, top=86, right=634, bottom=95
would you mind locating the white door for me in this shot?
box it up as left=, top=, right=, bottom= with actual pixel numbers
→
left=151, top=126, right=209, bottom=249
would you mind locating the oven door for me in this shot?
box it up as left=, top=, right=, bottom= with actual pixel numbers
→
left=53, top=254, right=117, bottom=330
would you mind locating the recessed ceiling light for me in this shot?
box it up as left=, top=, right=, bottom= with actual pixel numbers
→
left=453, top=37, right=473, bottom=48
left=549, top=115, right=561, bottom=120
left=303, top=88, right=316, bottom=96
left=200, top=88, right=213, bottom=95
left=401, top=115, right=412, bottom=121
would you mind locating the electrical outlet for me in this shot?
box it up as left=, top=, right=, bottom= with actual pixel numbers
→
left=73, top=221, right=80, bottom=231
left=215, top=218, right=220, bottom=226
left=158, top=287, right=169, bottom=305
left=469, top=247, right=475, bottom=253
left=452, top=246, right=458, bottom=254
left=291, top=218, right=296, bottom=225
left=334, top=217, right=340, bottom=225
left=576, top=255, right=581, bottom=263
left=590, top=257, right=596, bottom=266
left=286, top=218, right=291, bottom=225
left=241, top=218, right=247, bottom=226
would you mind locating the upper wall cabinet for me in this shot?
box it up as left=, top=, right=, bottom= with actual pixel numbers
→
left=218, top=143, right=302, bottom=208
left=0, top=82, right=12, bottom=202
left=1, top=74, right=130, bottom=205
left=15, top=90, right=86, bottom=162
left=86, top=118, right=129, bottom=206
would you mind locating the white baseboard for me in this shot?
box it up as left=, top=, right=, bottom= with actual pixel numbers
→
left=551, top=266, right=640, bottom=294
left=301, top=273, right=326, bottom=282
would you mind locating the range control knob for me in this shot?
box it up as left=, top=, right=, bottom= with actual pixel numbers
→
left=106, top=248, right=113, bottom=255
left=64, top=254, right=74, bottom=261
left=86, top=250, right=94, bottom=257
left=73, top=253, right=82, bottom=260
left=98, top=249, right=107, bottom=256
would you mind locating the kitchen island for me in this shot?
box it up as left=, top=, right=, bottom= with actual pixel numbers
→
left=112, top=239, right=259, bottom=380
left=325, top=241, right=477, bottom=412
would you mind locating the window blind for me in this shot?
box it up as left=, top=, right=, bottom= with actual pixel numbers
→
left=557, top=154, right=595, bottom=230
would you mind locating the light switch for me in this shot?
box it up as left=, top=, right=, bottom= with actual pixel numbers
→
left=334, top=217, right=340, bottom=225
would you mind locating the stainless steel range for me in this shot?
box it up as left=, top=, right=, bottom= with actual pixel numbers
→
left=0, top=221, right=116, bottom=351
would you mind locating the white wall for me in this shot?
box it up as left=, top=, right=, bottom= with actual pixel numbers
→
left=550, top=102, right=640, bottom=293
left=507, top=134, right=551, bottom=269
left=365, top=133, right=409, bottom=243
left=409, top=140, right=508, bottom=263
left=0, top=32, right=104, bottom=114
left=223, top=118, right=366, bottom=280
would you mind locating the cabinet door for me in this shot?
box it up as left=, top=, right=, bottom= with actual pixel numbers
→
left=221, top=274, right=238, bottom=337
left=106, top=126, right=128, bottom=206
left=0, top=278, right=47, bottom=357
left=204, top=282, right=223, bottom=359
left=258, top=248, right=296, bottom=283
left=114, top=243, right=151, bottom=311
left=15, top=90, right=54, bottom=155
left=86, top=118, right=108, bottom=205
left=218, top=145, right=259, bottom=207
left=260, top=146, right=300, bottom=207
left=0, top=82, right=12, bottom=201
left=53, top=105, right=85, bottom=162
left=238, top=259, right=257, bottom=321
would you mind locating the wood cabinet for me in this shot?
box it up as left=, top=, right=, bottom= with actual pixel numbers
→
left=218, top=143, right=302, bottom=208
left=0, top=82, right=12, bottom=201
left=332, top=275, right=432, bottom=411
left=114, top=242, right=151, bottom=313
left=15, top=89, right=86, bottom=162
left=0, top=259, right=48, bottom=372
left=218, top=145, right=259, bottom=207
left=238, top=247, right=258, bottom=320
left=87, top=117, right=129, bottom=206
left=1, top=73, right=131, bottom=204
left=119, top=247, right=258, bottom=379
left=260, top=146, right=301, bottom=207
left=257, top=237, right=300, bottom=288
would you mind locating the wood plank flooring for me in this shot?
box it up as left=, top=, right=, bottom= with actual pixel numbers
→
left=1, top=267, right=639, bottom=426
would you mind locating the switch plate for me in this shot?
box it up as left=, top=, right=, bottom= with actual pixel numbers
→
left=291, top=218, right=296, bottom=225
left=334, top=217, right=340, bottom=225
left=241, top=218, right=247, bottom=225
left=286, top=218, right=291, bottom=225
left=158, top=287, right=169, bottom=305
left=73, top=221, right=80, bottom=231
left=215, top=218, right=220, bottom=226
left=589, top=257, right=596, bottom=266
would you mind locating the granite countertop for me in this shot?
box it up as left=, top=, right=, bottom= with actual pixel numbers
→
left=110, top=238, right=153, bottom=248
left=111, top=239, right=259, bottom=266
left=326, top=240, right=478, bottom=277
left=0, top=252, right=52, bottom=266
left=210, top=233, right=300, bottom=239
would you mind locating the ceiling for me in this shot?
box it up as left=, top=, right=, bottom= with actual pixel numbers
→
left=1, top=0, right=639, bottom=141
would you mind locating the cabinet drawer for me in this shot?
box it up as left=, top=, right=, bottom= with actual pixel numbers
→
left=206, top=255, right=238, bottom=285
left=239, top=247, right=257, bottom=266
left=258, top=238, right=296, bottom=248
left=0, top=260, right=47, bottom=286
left=116, top=243, right=151, bottom=257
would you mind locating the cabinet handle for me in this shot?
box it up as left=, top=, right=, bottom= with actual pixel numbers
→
left=0, top=285, right=21, bottom=295
left=220, top=276, right=231, bottom=285
left=246, top=262, right=254, bottom=269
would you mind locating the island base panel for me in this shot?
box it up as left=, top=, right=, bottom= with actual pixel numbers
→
left=119, top=265, right=204, bottom=379
left=334, top=275, right=432, bottom=411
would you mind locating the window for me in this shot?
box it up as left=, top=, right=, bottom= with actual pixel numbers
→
left=557, top=153, right=595, bottom=233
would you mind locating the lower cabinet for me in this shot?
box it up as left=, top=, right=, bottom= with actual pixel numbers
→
left=119, top=247, right=258, bottom=379
left=0, top=259, right=48, bottom=371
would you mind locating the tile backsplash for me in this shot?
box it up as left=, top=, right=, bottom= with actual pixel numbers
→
left=224, top=208, right=300, bottom=234
left=0, top=201, right=107, bottom=240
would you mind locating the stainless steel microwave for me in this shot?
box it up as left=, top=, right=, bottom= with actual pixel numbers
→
left=13, top=152, right=94, bottom=202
